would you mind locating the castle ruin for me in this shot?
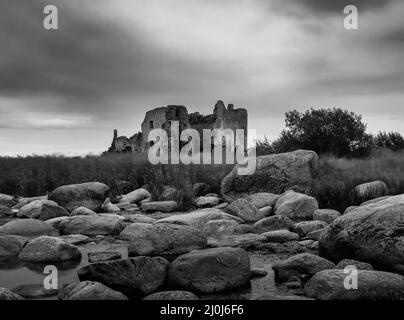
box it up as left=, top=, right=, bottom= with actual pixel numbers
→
left=108, top=100, right=248, bottom=154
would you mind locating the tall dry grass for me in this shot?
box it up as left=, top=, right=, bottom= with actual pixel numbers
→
left=0, top=152, right=233, bottom=210
left=313, top=149, right=404, bottom=212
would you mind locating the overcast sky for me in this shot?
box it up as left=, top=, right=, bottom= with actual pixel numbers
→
left=1, top=0, right=404, bottom=156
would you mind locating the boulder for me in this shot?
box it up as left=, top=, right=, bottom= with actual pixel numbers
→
left=156, top=208, right=243, bottom=229
left=168, top=247, right=250, bottom=293
left=273, top=253, right=336, bottom=283
left=70, top=207, right=97, bottom=216
left=119, top=188, right=151, bottom=204
left=336, top=259, right=373, bottom=270
left=306, top=228, right=327, bottom=241
left=17, top=200, right=69, bottom=221
left=274, top=191, right=318, bottom=220
left=221, top=150, right=319, bottom=202
left=13, top=195, right=47, bottom=210
left=58, top=215, right=126, bottom=236
left=101, top=199, right=121, bottom=213
left=119, top=223, right=206, bottom=256
left=12, top=284, right=59, bottom=299
left=224, top=199, right=264, bottom=223
left=344, top=206, right=358, bottom=214
left=245, top=193, right=280, bottom=209
left=292, top=221, right=328, bottom=237
left=253, top=216, right=293, bottom=234
left=304, top=269, right=404, bottom=300
left=259, top=206, right=273, bottom=217
left=192, top=182, right=210, bottom=197
left=313, top=209, right=341, bottom=224
left=49, top=182, right=110, bottom=212
left=208, top=233, right=267, bottom=249
left=122, top=214, right=155, bottom=224
left=58, top=281, right=128, bottom=300
left=141, top=201, right=178, bottom=213
left=262, top=230, right=299, bottom=243
left=0, top=235, right=28, bottom=258
left=203, top=219, right=251, bottom=237
left=360, top=196, right=392, bottom=206
left=143, top=291, right=198, bottom=300
left=0, top=219, right=58, bottom=237
left=355, top=180, right=389, bottom=202
left=58, top=234, right=90, bottom=245
left=0, top=288, right=24, bottom=300
left=45, top=217, right=70, bottom=229
left=195, top=196, right=221, bottom=208
left=78, top=256, right=169, bottom=299
left=319, top=194, right=404, bottom=271
left=18, top=236, right=81, bottom=262
left=250, top=268, right=268, bottom=278
left=88, top=251, right=122, bottom=263
left=0, top=194, right=16, bottom=207
left=214, top=202, right=229, bottom=210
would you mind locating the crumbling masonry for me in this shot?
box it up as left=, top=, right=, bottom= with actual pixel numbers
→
left=108, top=100, right=248, bottom=154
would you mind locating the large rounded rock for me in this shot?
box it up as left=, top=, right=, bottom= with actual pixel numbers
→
left=0, top=194, right=16, bottom=207
left=262, top=230, right=299, bottom=243
left=119, top=223, right=207, bottom=256
left=292, top=220, right=328, bottom=237
left=48, top=182, right=110, bottom=212
left=70, top=207, right=97, bottom=216
left=273, top=253, right=336, bottom=283
left=0, top=288, right=24, bottom=300
left=78, top=257, right=169, bottom=299
left=336, top=259, right=373, bottom=270
left=17, top=200, right=69, bottom=221
left=168, top=247, right=250, bottom=293
left=355, top=180, right=389, bottom=202
left=319, top=194, right=404, bottom=271
left=221, top=150, right=319, bottom=202
left=156, top=208, right=243, bottom=229
left=253, top=216, right=294, bottom=234
left=0, top=235, right=28, bottom=258
left=0, top=219, right=58, bottom=237
left=203, top=219, right=251, bottom=237
left=58, top=215, right=125, bottom=236
left=18, top=236, right=81, bottom=262
left=143, top=291, right=198, bottom=300
left=245, top=193, right=280, bottom=209
left=208, top=233, right=266, bottom=249
left=13, top=196, right=48, bottom=210
left=304, top=269, right=404, bottom=300
left=195, top=196, right=221, bottom=208
left=224, top=199, right=264, bottom=223
left=274, top=191, right=318, bottom=220
left=313, top=209, right=341, bottom=224
left=119, top=188, right=151, bottom=204
left=141, top=201, right=178, bottom=213
left=58, top=281, right=128, bottom=300
left=101, top=199, right=121, bottom=213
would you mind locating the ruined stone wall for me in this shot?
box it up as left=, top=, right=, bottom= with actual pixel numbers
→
left=108, top=100, right=248, bottom=154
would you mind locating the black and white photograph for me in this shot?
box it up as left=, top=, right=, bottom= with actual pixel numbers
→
left=1, top=0, right=404, bottom=310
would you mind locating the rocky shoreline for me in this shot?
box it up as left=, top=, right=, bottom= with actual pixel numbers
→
left=1, top=150, right=403, bottom=300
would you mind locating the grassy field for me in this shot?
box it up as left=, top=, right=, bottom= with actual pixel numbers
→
left=1, top=149, right=404, bottom=212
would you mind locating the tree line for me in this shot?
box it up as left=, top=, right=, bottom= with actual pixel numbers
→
left=256, top=108, right=404, bottom=157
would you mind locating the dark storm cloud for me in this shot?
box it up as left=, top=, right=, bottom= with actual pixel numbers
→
left=284, top=0, right=397, bottom=14
left=0, top=0, right=233, bottom=113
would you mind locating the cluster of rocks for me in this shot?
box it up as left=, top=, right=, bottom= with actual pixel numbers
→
left=1, top=150, right=403, bottom=300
